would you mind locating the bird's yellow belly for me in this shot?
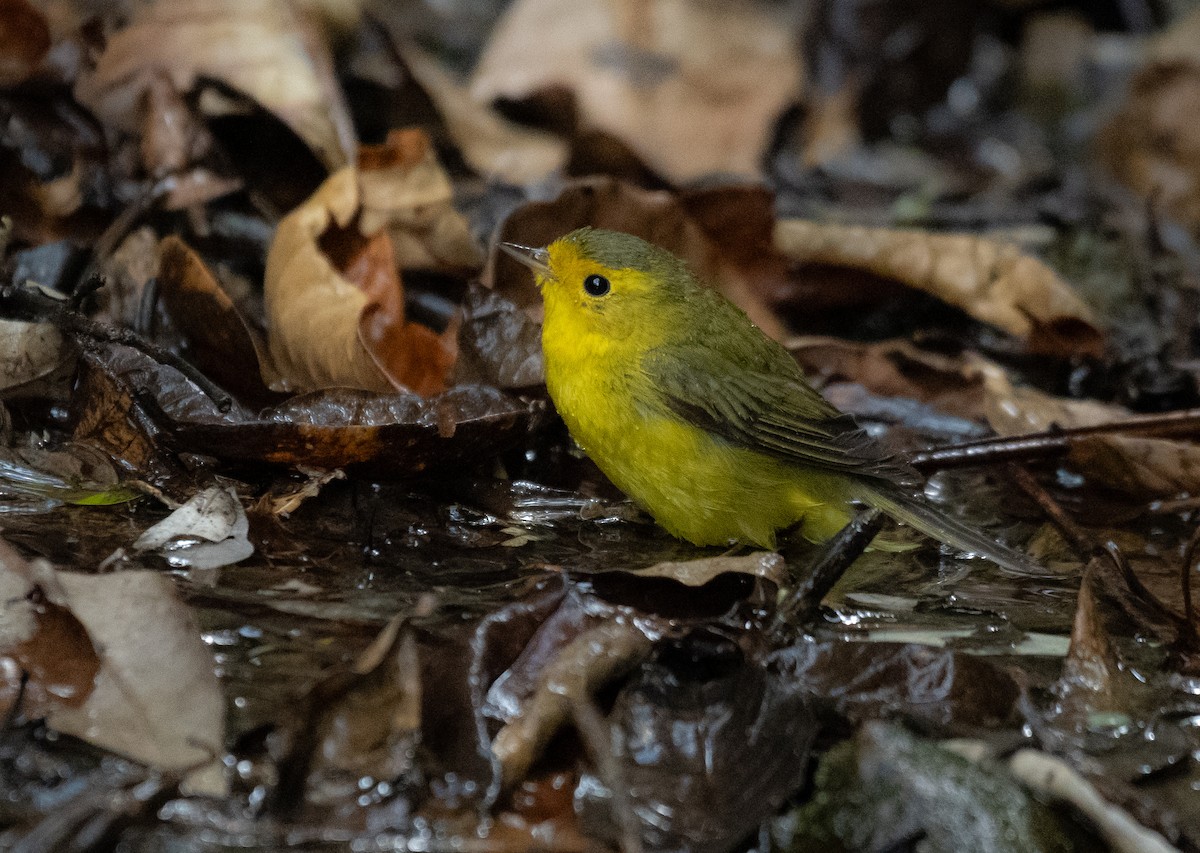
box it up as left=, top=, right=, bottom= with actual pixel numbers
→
left=556, top=389, right=853, bottom=548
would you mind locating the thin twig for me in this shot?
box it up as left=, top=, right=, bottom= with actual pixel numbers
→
left=911, top=407, right=1200, bottom=473
left=1177, top=526, right=1200, bottom=651
left=1006, top=463, right=1092, bottom=559
left=0, top=283, right=233, bottom=412
left=773, top=508, right=884, bottom=634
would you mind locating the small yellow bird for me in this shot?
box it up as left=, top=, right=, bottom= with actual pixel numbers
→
left=502, top=227, right=1040, bottom=575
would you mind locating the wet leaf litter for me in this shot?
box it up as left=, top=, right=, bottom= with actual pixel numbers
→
left=3, top=1, right=1200, bottom=851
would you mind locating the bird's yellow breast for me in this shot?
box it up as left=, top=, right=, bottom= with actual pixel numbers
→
left=541, top=306, right=851, bottom=548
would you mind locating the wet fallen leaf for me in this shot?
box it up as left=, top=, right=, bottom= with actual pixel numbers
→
left=785, top=722, right=1072, bottom=853
left=774, top=219, right=1103, bottom=355
left=471, top=0, right=802, bottom=183
left=628, top=551, right=786, bottom=587
left=454, top=282, right=544, bottom=389
left=770, top=639, right=1022, bottom=729
left=0, top=540, right=224, bottom=794
left=133, top=484, right=253, bottom=570
left=579, top=654, right=815, bottom=853
left=73, top=342, right=541, bottom=478
left=0, top=441, right=139, bottom=509
left=263, top=129, right=473, bottom=396
left=75, top=0, right=356, bottom=170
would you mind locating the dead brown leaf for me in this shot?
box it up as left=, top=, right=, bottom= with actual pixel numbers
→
left=0, top=0, right=50, bottom=86
left=73, top=342, right=541, bottom=478
left=157, top=235, right=278, bottom=408
left=1097, top=8, right=1200, bottom=235
left=774, top=219, right=1103, bottom=356
left=263, top=129, right=473, bottom=396
left=470, top=0, right=802, bottom=183
left=75, top=0, right=356, bottom=170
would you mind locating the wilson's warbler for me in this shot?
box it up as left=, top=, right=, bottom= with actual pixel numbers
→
left=502, top=228, right=1040, bottom=575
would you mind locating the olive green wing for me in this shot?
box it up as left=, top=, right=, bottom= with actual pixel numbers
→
left=642, top=344, right=918, bottom=485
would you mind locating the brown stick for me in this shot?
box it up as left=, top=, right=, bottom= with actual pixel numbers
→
left=911, top=407, right=1200, bottom=473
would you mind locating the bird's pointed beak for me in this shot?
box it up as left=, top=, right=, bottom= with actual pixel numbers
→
left=499, top=242, right=553, bottom=283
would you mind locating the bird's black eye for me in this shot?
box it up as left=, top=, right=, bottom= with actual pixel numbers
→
left=584, top=274, right=610, bottom=297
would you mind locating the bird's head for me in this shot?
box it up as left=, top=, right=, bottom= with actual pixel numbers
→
left=501, top=228, right=698, bottom=341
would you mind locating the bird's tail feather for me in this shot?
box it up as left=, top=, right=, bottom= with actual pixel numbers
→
left=855, top=484, right=1050, bottom=577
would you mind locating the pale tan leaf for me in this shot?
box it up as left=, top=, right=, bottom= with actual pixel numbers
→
left=630, top=551, right=785, bottom=587
left=470, top=0, right=802, bottom=183
left=48, top=570, right=226, bottom=794
left=75, top=0, right=355, bottom=170
left=404, top=46, right=567, bottom=185
left=774, top=219, right=1101, bottom=352
left=0, top=541, right=224, bottom=794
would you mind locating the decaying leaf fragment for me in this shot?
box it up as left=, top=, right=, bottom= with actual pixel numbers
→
left=263, top=130, right=477, bottom=396
left=0, top=540, right=225, bottom=794
left=75, top=0, right=356, bottom=170
left=133, top=484, right=253, bottom=570
left=774, top=220, right=1102, bottom=355
left=471, top=0, right=802, bottom=183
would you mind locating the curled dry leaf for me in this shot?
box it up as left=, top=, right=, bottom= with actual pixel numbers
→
left=982, top=368, right=1200, bottom=497
left=488, top=178, right=791, bottom=347
left=1097, top=8, right=1200, bottom=235
left=75, top=0, right=355, bottom=170
left=471, top=0, right=802, bottom=183
left=263, top=129, right=475, bottom=396
left=0, top=0, right=50, bottom=86
left=0, top=540, right=225, bottom=794
left=774, top=219, right=1103, bottom=356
